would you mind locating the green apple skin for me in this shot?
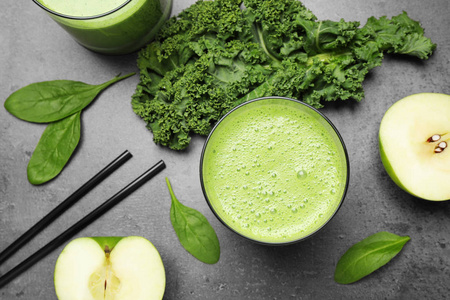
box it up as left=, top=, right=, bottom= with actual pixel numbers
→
left=54, top=236, right=165, bottom=300
left=379, top=138, right=417, bottom=197
left=379, top=93, right=450, bottom=201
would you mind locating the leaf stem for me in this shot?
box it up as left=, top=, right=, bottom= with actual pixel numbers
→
left=100, top=72, right=136, bottom=89
left=254, top=24, right=281, bottom=65
left=165, top=177, right=176, bottom=200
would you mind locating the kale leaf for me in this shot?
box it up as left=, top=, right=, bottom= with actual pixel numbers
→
left=132, top=0, right=435, bottom=150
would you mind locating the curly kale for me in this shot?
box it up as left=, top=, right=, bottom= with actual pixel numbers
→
left=132, top=0, right=436, bottom=150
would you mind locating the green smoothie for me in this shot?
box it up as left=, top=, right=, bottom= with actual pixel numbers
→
left=201, top=98, right=348, bottom=244
left=36, top=0, right=172, bottom=54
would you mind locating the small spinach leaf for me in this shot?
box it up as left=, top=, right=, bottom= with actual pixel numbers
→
left=334, top=231, right=410, bottom=284
left=4, top=73, right=135, bottom=123
left=166, top=178, right=220, bottom=264
left=27, top=112, right=81, bottom=185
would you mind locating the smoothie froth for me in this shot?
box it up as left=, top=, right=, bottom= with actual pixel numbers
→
left=201, top=98, right=348, bottom=244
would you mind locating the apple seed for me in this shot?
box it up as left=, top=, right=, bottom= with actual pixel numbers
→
left=434, top=141, right=446, bottom=153
left=434, top=147, right=443, bottom=153
left=427, top=134, right=441, bottom=143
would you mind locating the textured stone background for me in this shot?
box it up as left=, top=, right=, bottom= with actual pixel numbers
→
left=1, top=0, right=449, bottom=299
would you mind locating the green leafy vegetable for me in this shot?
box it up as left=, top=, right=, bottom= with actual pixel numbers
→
left=334, top=231, right=411, bottom=284
left=132, top=0, right=436, bottom=150
left=5, top=73, right=135, bottom=123
left=27, top=112, right=81, bottom=185
left=166, top=178, right=220, bottom=264
left=4, top=73, right=135, bottom=184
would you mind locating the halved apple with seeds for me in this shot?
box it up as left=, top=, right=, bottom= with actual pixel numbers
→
left=379, top=93, right=450, bottom=201
left=54, top=236, right=165, bottom=300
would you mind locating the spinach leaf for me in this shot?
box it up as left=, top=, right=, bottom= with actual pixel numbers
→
left=4, top=73, right=135, bottom=123
left=27, top=112, right=81, bottom=185
left=166, top=178, right=220, bottom=264
left=334, top=231, right=410, bottom=284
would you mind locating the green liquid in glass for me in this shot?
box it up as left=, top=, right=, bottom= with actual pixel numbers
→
left=37, top=0, right=172, bottom=54
left=202, top=98, right=348, bottom=244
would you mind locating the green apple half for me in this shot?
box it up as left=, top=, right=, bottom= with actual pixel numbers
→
left=54, top=236, right=165, bottom=300
left=379, top=93, right=450, bottom=201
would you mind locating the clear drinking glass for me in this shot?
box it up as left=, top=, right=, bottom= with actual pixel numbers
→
left=33, top=0, right=172, bottom=55
left=200, top=97, right=350, bottom=245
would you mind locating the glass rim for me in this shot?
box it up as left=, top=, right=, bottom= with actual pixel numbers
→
left=199, top=96, right=350, bottom=246
left=32, top=0, right=132, bottom=20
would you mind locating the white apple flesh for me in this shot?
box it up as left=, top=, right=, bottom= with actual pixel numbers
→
left=54, top=236, right=165, bottom=300
left=379, top=93, right=450, bottom=201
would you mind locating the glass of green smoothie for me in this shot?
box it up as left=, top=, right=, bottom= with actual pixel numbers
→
left=33, top=0, right=172, bottom=55
left=200, top=97, right=349, bottom=245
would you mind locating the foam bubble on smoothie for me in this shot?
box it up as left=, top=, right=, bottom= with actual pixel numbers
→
left=202, top=99, right=347, bottom=243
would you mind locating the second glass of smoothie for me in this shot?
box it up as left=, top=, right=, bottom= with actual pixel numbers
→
left=34, top=0, right=172, bottom=55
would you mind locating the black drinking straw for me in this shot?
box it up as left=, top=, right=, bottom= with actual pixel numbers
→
left=0, top=159, right=165, bottom=289
left=0, top=150, right=132, bottom=264
left=0, top=150, right=132, bottom=266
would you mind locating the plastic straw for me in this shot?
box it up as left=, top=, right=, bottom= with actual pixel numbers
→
left=0, top=159, right=165, bottom=289
left=0, top=150, right=132, bottom=265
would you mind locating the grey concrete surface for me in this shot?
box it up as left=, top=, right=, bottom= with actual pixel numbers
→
left=1, top=0, right=449, bottom=299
